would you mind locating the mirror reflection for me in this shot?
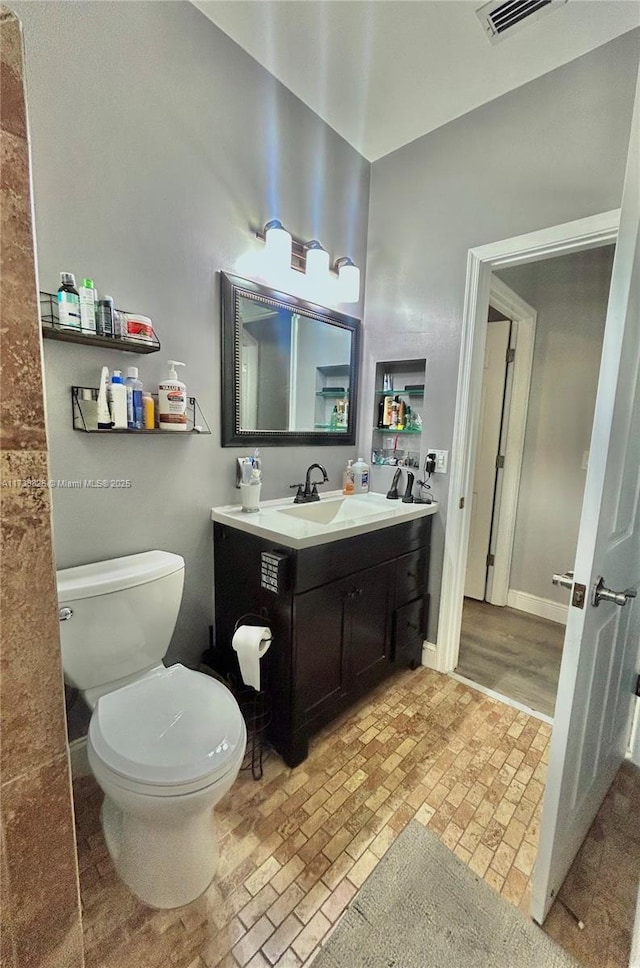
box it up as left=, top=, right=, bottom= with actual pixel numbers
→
left=221, top=273, right=360, bottom=446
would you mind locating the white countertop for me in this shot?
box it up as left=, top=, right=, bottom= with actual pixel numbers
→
left=211, top=490, right=438, bottom=550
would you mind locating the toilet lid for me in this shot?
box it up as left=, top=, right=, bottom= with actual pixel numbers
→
left=89, top=664, right=245, bottom=787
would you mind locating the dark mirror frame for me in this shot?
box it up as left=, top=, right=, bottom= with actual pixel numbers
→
left=221, top=272, right=361, bottom=447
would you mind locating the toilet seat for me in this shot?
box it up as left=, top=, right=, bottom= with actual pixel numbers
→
left=88, top=664, right=245, bottom=794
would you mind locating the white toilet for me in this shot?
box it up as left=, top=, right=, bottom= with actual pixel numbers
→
left=57, top=550, right=247, bottom=909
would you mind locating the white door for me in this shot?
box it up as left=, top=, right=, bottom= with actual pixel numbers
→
left=531, top=73, right=640, bottom=924
left=465, top=319, right=511, bottom=599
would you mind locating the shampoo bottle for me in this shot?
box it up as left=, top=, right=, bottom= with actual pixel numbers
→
left=108, top=370, right=128, bottom=429
left=57, top=272, right=81, bottom=330
left=125, top=366, right=143, bottom=430
left=353, top=457, right=370, bottom=494
left=343, top=459, right=355, bottom=495
left=142, top=391, right=155, bottom=430
left=79, top=278, right=97, bottom=333
left=158, top=361, right=187, bottom=431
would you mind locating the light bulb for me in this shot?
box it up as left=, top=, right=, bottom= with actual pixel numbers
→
left=264, top=219, right=292, bottom=267
left=305, top=240, right=330, bottom=280
left=337, top=258, right=360, bottom=303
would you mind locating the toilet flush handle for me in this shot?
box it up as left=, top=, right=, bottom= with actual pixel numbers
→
left=59, top=607, right=73, bottom=621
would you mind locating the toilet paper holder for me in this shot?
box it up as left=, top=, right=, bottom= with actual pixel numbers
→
left=232, top=614, right=272, bottom=780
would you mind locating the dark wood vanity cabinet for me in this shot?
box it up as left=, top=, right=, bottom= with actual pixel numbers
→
left=213, top=515, right=432, bottom=766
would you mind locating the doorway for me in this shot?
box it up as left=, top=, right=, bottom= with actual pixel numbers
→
left=455, top=247, right=615, bottom=718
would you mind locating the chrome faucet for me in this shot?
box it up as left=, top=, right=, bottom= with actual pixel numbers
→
left=290, top=463, right=329, bottom=504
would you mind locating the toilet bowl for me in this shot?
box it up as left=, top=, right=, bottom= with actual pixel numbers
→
left=57, top=551, right=247, bottom=908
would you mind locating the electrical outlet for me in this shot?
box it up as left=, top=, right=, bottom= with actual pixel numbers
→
left=427, top=449, right=448, bottom=474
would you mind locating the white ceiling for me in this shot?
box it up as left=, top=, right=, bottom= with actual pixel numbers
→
left=193, top=0, right=639, bottom=161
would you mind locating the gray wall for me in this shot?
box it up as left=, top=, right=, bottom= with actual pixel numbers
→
left=497, top=246, right=614, bottom=606
left=363, top=31, right=639, bottom=640
left=16, top=1, right=370, bottom=668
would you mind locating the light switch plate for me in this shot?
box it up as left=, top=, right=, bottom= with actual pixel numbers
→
left=428, top=449, right=448, bottom=474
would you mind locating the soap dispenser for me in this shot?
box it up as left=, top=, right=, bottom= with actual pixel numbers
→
left=343, top=459, right=355, bottom=495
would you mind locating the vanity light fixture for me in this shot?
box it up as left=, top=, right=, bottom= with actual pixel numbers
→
left=304, top=240, right=330, bottom=280
left=335, top=257, right=361, bottom=304
left=256, top=221, right=360, bottom=302
left=263, top=219, right=292, bottom=266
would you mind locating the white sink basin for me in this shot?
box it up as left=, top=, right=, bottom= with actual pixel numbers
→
left=211, top=490, right=438, bottom=550
left=278, top=498, right=348, bottom=525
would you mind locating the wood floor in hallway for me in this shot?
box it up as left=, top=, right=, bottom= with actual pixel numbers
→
left=457, top=598, right=565, bottom=717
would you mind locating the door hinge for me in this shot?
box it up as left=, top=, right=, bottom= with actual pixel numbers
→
left=495, top=454, right=505, bottom=469
left=459, top=497, right=465, bottom=509
left=506, top=347, right=516, bottom=364
left=486, top=553, right=495, bottom=567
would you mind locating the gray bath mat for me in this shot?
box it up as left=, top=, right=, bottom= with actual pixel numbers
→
left=313, top=820, right=578, bottom=968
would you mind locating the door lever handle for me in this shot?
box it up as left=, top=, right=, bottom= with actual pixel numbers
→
left=591, top=576, right=637, bottom=608
left=552, top=570, right=574, bottom=590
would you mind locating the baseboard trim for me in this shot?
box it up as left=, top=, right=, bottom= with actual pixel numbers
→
left=69, top=736, right=91, bottom=779
left=507, top=589, right=568, bottom=625
left=421, top=640, right=438, bottom=670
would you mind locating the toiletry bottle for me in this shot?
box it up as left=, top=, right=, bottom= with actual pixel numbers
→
left=158, top=361, right=187, bottom=431
left=377, top=396, right=385, bottom=428
left=142, top=391, right=155, bottom=430
left=96, top=296, right=115, bottom=337
left=343, top=459, right=355, bottom=495
left=353, top=457, right=370, bottom=494
left=108, top=370, right=128, bottom=429
left=57, top=272, right=81, bottom=330
left=97, top=366, right=112, bottom=429
left=78, top=278, right=97, bottom=333
left=383, top=395, right=392, bottom=427
left=330, top=405, right=339, bottom=430
left=405, top=405, right=413, bottom=430
left=397, top=398, right=406, bottom=431
left=125, top=366, right=143, bottom=430
left=390, top=397, right=399, bottom=429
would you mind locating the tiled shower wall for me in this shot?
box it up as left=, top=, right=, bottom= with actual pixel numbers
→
left=0, top=8, right=84, bottom=966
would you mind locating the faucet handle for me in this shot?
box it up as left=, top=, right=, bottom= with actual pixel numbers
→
left=290, top=483, right=305, bottom=503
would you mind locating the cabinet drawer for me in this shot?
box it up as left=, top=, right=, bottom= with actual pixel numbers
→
left=393, top=596, right=425, bottom=666
left=396, top=550, right=426, bottom=607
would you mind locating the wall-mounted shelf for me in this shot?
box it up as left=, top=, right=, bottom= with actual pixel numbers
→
left=40, top=292, right=161, bottom=355
left=372, top=427, right=421, bottom=435
left=374, top=388, right=424, bottom=397
left=71, top=386, right=211, bottom=434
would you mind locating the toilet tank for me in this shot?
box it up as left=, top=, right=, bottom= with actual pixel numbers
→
left=57, top=551, right=185, bottom=693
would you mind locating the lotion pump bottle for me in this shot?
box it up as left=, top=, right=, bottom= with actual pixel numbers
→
left=158, top=361, right=187, bottom=431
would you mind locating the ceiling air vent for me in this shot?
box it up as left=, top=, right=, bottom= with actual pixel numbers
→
left=476, top=0, right=568, bottom=44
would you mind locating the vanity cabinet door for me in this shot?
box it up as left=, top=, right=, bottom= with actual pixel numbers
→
left=346, top=560, right=394, bottom=694
left=293, top=581, right=347, bottom=729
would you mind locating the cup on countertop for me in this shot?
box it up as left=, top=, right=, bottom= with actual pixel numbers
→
left=240, top=482, right=261, bottom=513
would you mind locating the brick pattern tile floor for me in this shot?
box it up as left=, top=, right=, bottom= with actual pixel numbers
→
left=72, top=666, right=636, bottom=968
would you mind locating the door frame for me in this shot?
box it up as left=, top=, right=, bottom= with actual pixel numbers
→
left=435, top=209, right=620, bottom=674
left=485, top=277, right=537, bottom=607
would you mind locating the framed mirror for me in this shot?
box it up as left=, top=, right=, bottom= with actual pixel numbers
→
left=221, top=272, right=360, bottom=446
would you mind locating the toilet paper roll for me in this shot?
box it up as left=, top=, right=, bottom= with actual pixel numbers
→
left=232, top=625, right=272, bottom=691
